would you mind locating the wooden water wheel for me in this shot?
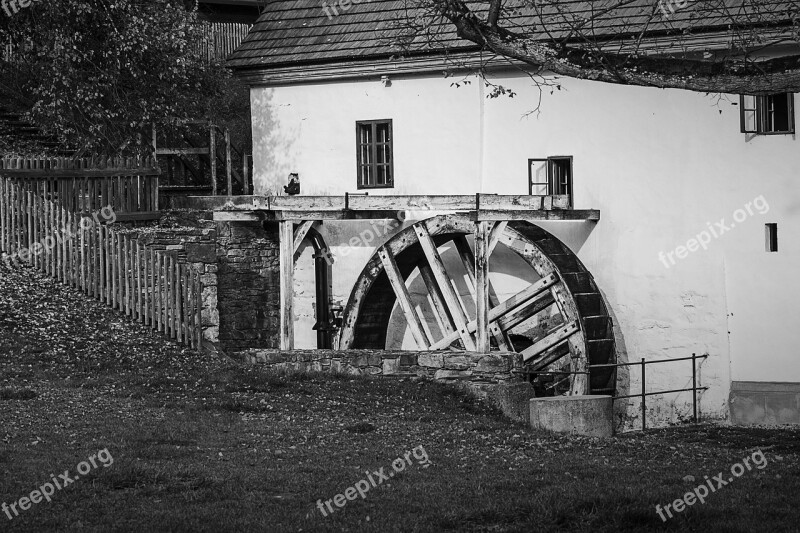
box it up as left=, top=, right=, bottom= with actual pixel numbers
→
left=337, top=215, right=615, bottom=396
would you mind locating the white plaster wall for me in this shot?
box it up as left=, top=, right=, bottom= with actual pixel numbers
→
left=252, top=71, right=800, bottom=426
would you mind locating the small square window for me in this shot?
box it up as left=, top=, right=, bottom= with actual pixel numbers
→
left=740, top=94, right=795, bottom=134
left=765, top=223, right=778, bottom=252
left=356, top=119, right=393, bottom=189
left=528, top=156, right=573, bottom=206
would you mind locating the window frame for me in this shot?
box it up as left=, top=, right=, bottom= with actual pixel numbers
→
left=528, top=156, right=573, bottom=207
left=355, top=119, right=394, bottom=189
left=740, top=93, right=795, bottom=135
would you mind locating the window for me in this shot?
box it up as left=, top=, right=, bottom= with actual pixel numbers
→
left=765, top=223, right=778, bottom=252
left=740, top=94, right=795, bottom=134
left=528, top=156, right=573, bottom=205
left=356, top=120, right=393, bottom=189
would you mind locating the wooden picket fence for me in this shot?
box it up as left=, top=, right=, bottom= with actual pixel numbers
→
left=0, top=168, right=203, bottom=348
left=0, top=156, right=160, bottom=218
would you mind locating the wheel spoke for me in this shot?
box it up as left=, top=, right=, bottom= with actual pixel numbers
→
left=521, top=320, right=580, bottom=362
left=414, top=224, right=476, bottom=350
left=428, top=273, right=558, bottom=350
left=418, top=262, right=457, bottom=340
left=378, top=245, right=431, bottom=349
left=451, top=234, right=510, bottom=350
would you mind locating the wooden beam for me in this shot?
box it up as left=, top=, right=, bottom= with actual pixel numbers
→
left=495, top=291, right=556, bottom=332
left=475, top=221, right=491, bottom=352
left=224, top=128, right=232, bottom=195
left=212, top=211, right=262, bottom=222
left=414, top=224, right=476, bottom=351
left=263, top=210, right=400, bottom=221
left=487, top=221, right=507, bottom=257
left=279, top=221, right=294, bottom=350
left=418, top=263, right=457, bottom=342
left=0, top=168, right=160, bottom=178
left=378, top=246, right=431, bottom=349
left=476, top=210, right=601, bottom=221
left=452, top=234, right=510, bottom=350
left=428, top=273, right=559, bottom=350
left=209, top=125, right=217, bottom=196
left=155, top=148, right=209, bottom=155
left=521, top=321, right=580, bottom=362
left=348, top=194, right=474, bottom=211
left=293, top=220, right=315, bottom=253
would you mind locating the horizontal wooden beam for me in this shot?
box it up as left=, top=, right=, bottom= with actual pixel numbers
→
left=155, top=148, right=209, bottom=155
left=0, top=168, right=160, bottom=178
left=213, top=211, right=263, bottom=222
left=175, top=194, right=600, bottom=222
left=262, top=210, right=401, bottom=221
left=521, top=321, right=580, bottom=362
left=475, top=210, right=601, bottom=222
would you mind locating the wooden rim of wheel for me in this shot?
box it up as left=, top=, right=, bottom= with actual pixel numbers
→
left=337, top=214, right=616, bottom=396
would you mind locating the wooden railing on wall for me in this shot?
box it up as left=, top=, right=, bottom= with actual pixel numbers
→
left=0, top=162, right=203, bottom=348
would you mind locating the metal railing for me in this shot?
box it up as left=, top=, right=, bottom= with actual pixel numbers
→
left=518, top=353, right=710, bottom=430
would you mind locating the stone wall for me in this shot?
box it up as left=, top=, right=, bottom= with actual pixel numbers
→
left=236, top=349, right=520, bottom=383
left=215, top=221, right=280, bottom=352
left=116, top=214, right=219, bottom=350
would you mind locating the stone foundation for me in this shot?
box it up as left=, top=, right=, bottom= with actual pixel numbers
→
left=236, top=349, right=519, bottom=383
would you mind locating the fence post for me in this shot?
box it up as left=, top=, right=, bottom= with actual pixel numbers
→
left=692, top=352, right=698, bottom=423
left=210, top=123, right=217, bottom=196
left=224, top=127, right=232, bottom=196
left=641, top=358, right=646, bottom=431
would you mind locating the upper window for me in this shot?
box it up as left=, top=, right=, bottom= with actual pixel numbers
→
left=356, top=120, right=393, bottom=189
left=529, top=157, right=573, bottom=206
left=740, top=93, right=795, bottom=134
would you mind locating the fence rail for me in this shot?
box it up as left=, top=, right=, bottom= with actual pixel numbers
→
left=0, top=172, right=202, bottom=348
left=0, top=156, right=160, bottom=215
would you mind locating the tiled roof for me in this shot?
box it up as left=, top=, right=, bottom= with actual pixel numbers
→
left=227, top=0, right=797, bottom=70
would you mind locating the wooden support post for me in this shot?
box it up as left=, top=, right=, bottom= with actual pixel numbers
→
left=243, top=154, right=250, bottom=195
left=279, top=220, right=294, bottom=350
left=209, top=123, right=217, bottom=196
left=224, top=128, right=232, bottom=196
left=475, top=221, right=491, bottom=352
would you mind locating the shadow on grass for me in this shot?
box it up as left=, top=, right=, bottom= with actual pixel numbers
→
left=0, top=387, right=37, bottom=400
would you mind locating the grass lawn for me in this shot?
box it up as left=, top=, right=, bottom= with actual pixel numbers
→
left=1, top=265, right=799, bottom=532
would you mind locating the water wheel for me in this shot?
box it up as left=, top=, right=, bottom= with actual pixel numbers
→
left=337, top=214, right=615, bottom=396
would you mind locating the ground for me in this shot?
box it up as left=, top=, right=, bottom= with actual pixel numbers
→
left=1, top=265, right=799, bottom=532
